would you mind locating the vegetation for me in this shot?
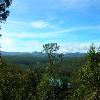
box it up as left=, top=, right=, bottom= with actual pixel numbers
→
left=0, top=43, right=100, bottom=100
left=0, top=0, right=12, bottom=23
left=0, top=0, right=100, bottom=100
left=0, top=1, right=100, bottom=100
left=0, top=0, right=12, bottom=63
left=72, top=43, right=100, bottom=100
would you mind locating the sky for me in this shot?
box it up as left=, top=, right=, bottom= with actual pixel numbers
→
left=1, top=0, right=100, bottom=52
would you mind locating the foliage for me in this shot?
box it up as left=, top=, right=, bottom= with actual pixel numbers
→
left=0, top=49, right=87, bottom=100
left=0, top=0, right=12, bottom=23
left=0, top=61, right=41, bottom=100
left=73, top=44, right=100, bottom=100
left=1, top=42, right=99, bottom=99
left=0, top=0, right=12, bottom=64
left=37, top=43, right=68, bottom=100
left=43, top=43, right=64, bottom=65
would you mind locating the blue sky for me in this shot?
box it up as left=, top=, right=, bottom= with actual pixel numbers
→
left=1, top=0, right=100, bottom=52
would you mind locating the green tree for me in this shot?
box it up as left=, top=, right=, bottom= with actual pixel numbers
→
left=0, top=0, right=12, bottom=23
left=0, top=0, right=12, bottom=65
left=73, top=44, right=100, bottom=100
left=43, top=43, right=63, bottom=65
left=37, top=43, right=64, bottom=100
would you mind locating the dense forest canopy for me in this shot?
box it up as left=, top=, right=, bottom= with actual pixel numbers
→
left=0, top=43, right=100, bottom=100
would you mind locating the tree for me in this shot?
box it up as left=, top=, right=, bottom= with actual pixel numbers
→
left=37, top=43, right=65, bottom=100
left=43, top=43, right=63, bottom=65
left=0, top=0, right=12, bottom=23
left=73, top=44, right=100, bottom=100
left=43, top=43, right=64, bottom=83
left=0, top=0, right=12, bottom=65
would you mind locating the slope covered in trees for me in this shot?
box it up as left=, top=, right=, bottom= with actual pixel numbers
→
left=0, top=43, right=100, bottom=100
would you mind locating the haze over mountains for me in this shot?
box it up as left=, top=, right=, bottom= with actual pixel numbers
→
left=1, top=51, right=86, bottom=57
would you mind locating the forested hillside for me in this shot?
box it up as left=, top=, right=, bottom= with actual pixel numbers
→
left=0, top=43, right=100, bottom=100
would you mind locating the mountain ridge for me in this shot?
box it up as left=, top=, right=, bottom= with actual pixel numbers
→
left=1, top=51, right=86, bottom=57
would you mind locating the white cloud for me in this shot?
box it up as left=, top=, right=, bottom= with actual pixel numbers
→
left=1, top=37, right=14, bottom=47
left=8, top=20, right=55, bottom=30
left=0, top=33, right=43, bottom=52
left=2, top=25, right=100, bottom=39
left=2, top=32, right=59, bottom=39
left=26, top=41, right=42, bottom=52
left=1, top=37, right=17, bottom=51
left=1, top=24, right=100, bottom=52
left=8, top=20, right=27, bottom=24
left=59, top=42, right=100, bottom=53
left=51, top=25, right=100, bottom=34
left=31, top=20, right=50, bottom=29
left=1, top=35, right=100, bottom=52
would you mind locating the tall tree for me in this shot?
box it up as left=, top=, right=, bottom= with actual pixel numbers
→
left=43, top=43, right=63, bottom=66
left=37, top=43, right=64, bottom=100
left=0, top=0, right=12, bottom=65
left=0, top=0, right=12, bottom=23
left=73, top=44, right=100, bottom=100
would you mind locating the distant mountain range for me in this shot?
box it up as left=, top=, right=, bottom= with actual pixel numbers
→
left=1, top=51, right=45, bottom=57
left=1, top=51, right=86, bottom=57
